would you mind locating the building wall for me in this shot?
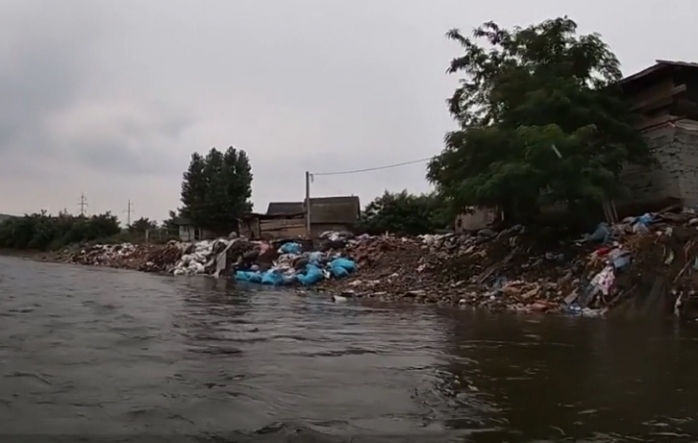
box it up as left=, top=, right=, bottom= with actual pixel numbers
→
left=259, top=218, right=306, bottom=240
left=178, top=225, right=214, bottom=242
left=178, top=225, right=194, bottom=242
left=674, top=120, right=698, bottom=208
left=616, top=119, right=698, bottom=214
left=455, top=208, right=497, bottom=232
left=239, top=219, right=261, bottom=239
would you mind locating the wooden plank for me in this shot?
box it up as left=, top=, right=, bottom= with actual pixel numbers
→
left=260, top=218, right=306, bottom=228
left=628, top=77, right=676, bottom=104
left=638, top=114, right=679, bottom=131
left=630, top=84, right=686, bottom=112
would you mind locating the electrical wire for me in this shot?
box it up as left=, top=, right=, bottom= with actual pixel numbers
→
left=311, top=157, right=432, bottom=177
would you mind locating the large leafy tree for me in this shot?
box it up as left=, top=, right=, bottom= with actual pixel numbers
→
left=427, top=17, right=652, bottom=223
left=180, top=146, right=253, bottom=233
left=357, top=191, right=451, bottom=236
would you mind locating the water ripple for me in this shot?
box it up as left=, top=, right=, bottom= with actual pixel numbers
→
left=1, top=256, right=697, bottom=442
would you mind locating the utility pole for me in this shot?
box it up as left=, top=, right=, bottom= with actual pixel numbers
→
left=126, top=199, right=134, bottom=227
left=78, top=193, right=88, bottom=216
left=305, top=171, right=312, bottom=237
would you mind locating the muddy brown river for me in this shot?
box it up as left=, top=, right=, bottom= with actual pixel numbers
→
left=1, top=256, right=697, bottom=442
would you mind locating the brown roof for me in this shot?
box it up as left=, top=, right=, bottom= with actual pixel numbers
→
left=266, top=202, right=304, bottom=215
left=266, top=196, right=361, bottom=224
left=620, top=60, right=698, bottom=87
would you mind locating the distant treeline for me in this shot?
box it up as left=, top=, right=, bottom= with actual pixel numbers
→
left=0, top=211, right=122, bottom=251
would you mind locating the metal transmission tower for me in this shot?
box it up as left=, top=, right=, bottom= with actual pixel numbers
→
left=126, top=199, right=135, bottom=226
left=78, top=193, right=88, bottom=216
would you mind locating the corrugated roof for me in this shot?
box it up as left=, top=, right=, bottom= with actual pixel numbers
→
left=620, top=59, right=698, bottom=85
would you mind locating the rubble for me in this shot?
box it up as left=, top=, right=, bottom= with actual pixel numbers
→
left=61, top=206, right=698, bottom=318
left=316, top=206, right=698, bottom=317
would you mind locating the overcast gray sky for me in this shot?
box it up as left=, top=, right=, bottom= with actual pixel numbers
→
left=0, top=0, right=695, bottom=222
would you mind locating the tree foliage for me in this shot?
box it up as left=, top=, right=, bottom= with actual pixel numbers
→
left=0, top=211, right=121, bottom=251
left=427, top=17, right=652, bottom=222
left=180, top=146, right=253, bottom=233
left=129, top=217, right=158, bottom=233
left=356, top=191, right=452, bottom=236
left=162, top=210, right=179, bottom=235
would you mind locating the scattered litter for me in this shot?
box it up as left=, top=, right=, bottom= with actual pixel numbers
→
left=62, top=205, right=698, bottom=315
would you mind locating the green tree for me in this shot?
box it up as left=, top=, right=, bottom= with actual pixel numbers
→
left=0, top=211, right=121, bottom=251
left=162, top=210, right=179, bottom=235
left=179, top=146, right=253, bottom=233
left=180, top=152, right=207, bottom=224
left=129, top=217, right=158, bottom=233
left=357, top=191, right=451, bottom=236
left=427, top=17, right=652, bottom=223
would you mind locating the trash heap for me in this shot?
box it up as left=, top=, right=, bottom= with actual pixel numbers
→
left=234, top=234, right=358, bottom=286
left=63, top=207, right=698, bottom=317
left=317, top=206, right=698, bottom=316
left=67, top=242, right=173, bottom=271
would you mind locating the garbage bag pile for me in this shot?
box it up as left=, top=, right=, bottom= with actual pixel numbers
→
left=317, top=206, right=698, bottom=316
left=234, top=239, right=358, bottom=286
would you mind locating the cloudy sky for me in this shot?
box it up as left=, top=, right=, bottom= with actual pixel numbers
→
left=0, top=0, right=695, bottom=222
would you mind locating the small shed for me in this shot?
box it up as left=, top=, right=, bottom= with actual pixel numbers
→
left=262, top=195, right=361, bottom=238
left=306, top=196, right=361, bottom=235
left=239, top=212, right=306, bottom=240
left=171, top=217, right=215, bottom=242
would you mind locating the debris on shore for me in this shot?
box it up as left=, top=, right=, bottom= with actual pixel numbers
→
left=61, top=206, right=698, bottom=316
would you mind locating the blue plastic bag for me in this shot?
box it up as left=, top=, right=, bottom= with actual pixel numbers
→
left=248, top=272, right=263, bottom=283
left=261, top=270, right=285, bottom=286
left=330, top=265, right=349, bottom=279
left=279, top=242, right=302, bottom=255
left=329, top=257, right=356, bottom=273
left=297, top=265, right=325, bottom=286
left=235, top=270, right=251, bottom=282
left=235, top=270, right=263, bottom=283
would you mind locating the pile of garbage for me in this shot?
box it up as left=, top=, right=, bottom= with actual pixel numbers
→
left=66, top=242, right=176, bottom=271
left=64, top=233, right=360, bottom=289
left=63, top=207, right=698, bottom=317
left=317, top=206, right=698, bottom=316
left=234, top=234, right=358, bottom=286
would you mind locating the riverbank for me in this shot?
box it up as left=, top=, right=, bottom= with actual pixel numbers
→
left=6, top=206, right=697, bottom=317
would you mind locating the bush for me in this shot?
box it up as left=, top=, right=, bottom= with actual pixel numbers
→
left=0, top=211, right=122, bottom=251
left=354, top=191, right=453, bottom=236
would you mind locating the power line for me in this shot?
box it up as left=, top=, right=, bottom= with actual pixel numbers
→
left=311, top=157, right=431, bottom=177
left=78, top=193, right=88, bottom=216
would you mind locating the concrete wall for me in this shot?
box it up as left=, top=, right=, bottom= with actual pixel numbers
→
left=178, top=225, right=214, bottom=242
left=675, top=120, right=698, bottom=208
left=455, top=208, right=498, bottom=232
left=616, top=119, right=698, bottom=214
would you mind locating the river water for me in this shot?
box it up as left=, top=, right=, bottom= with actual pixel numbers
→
left=1, top=256, right=697, bottom=442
